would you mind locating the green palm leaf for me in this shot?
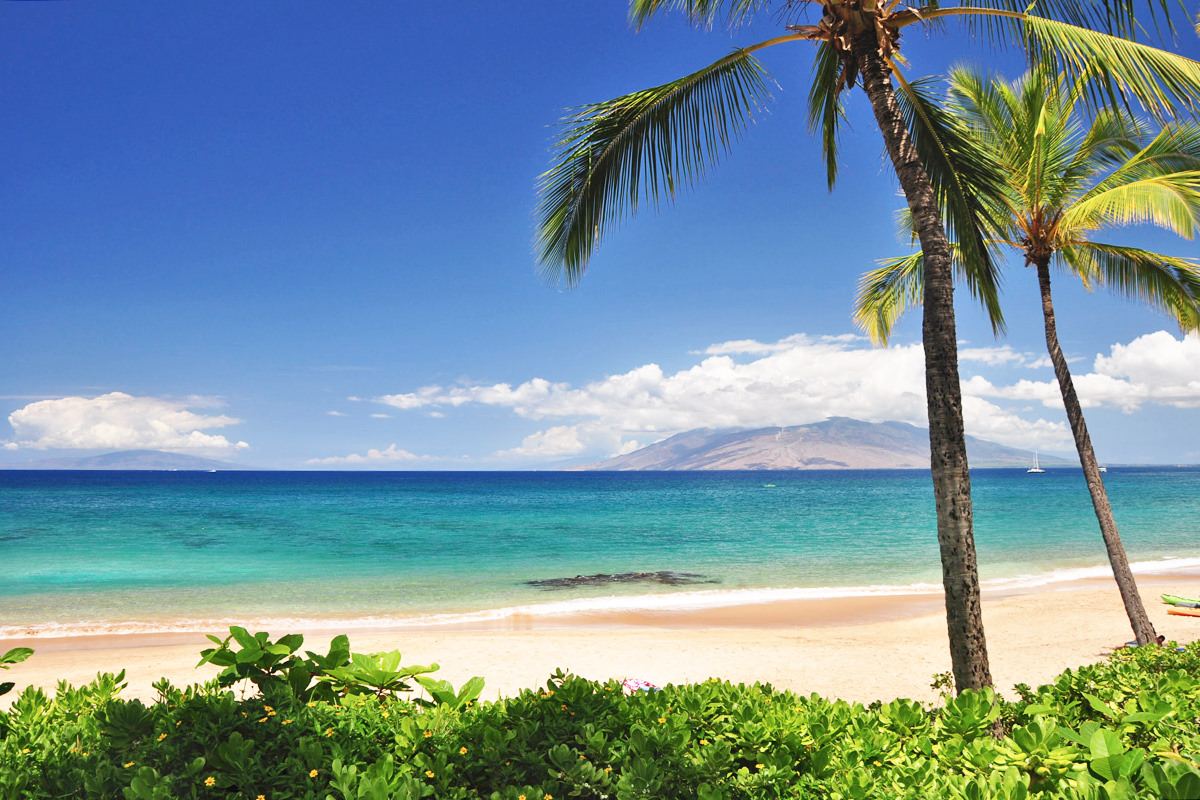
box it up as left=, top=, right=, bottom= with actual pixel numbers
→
left=1020, top=15, right=1200, bottom=119
left=855, top=253, right=926, bottom=346
left=860, top=66, right=1200, bottom=341
left=1086, top=123, right=1200, bottom=193
left=1061, top=242, right=1200, bottom=330
left=1063, top=172, right=1200, bottom=236
left=536, top=48, right=775, bottom=284
left=630, top=0, right=773, bottom=29
left=808, top=40, right=845, bottom=189
left=892, top=71, right=1007, bottom=323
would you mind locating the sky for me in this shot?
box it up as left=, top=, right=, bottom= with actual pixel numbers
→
left=3, top=2, right=1200, bottom=470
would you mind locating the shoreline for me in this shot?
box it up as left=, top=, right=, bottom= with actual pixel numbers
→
left=4, top=573, right=1198, bottom=708
left=5, top=557, right=1198, bottom=641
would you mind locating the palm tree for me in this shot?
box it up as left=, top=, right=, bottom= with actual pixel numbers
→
left=536, top=1, right=1200, bottom=692
left=856, top=66, right=1200, bottom=646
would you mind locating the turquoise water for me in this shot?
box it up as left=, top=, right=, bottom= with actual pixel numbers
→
left=1, top=468, right=1197, bottom=636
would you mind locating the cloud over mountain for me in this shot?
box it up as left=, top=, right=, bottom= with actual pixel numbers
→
left=359, top=331, right=1199, bottom=462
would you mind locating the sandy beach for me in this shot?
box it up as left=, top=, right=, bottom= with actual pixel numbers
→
left=4, top=574, right=1198, bottom=708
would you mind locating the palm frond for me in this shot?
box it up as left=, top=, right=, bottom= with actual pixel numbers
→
left=630, top=0, right=776, bottom=30
left=1021, top=15, right=1200, bottom=120
left=1062, top=172, right=1200, bottom=238
left=1088, top=122, right=1200, bottom=193
left=536, top=49, right=775, bottom=284
left=853, top=243, right=1007, bottom=345
left=808, top=40, right=845, bottom=190
left=1061, top=242, right=1200, bottom=331
left=904, top=1, right=1187, bottom=46
left=854, top=253, right=927, bottom=346
left=893, top=69, right=1008, bottom=331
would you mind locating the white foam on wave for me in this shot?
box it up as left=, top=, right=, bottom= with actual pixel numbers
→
left=4, top=556, right=1197, bottom=640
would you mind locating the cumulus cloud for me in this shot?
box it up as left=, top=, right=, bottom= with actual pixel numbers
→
left=306, top=444, right=424, bottom=465
left=959, top=344, right=1042, bottom=368
left=367, top=334, right=1091, bottom=458
left=964, top=331, right=1200, bottom=413
left=5, top=392, right=248, bottom=453
left=358, top=330, right=1198, bottom=462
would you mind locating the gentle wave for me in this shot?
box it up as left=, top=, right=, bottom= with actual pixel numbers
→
left=4, top=556, right=1197, bottom=640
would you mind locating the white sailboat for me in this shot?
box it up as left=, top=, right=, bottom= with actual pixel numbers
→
left=1027, top=451, right=1046, bottom=474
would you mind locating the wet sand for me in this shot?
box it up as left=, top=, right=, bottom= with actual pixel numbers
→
left=3, top=574, right=1198, bottom=707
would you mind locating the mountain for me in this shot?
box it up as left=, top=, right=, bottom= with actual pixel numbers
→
left=574, top=418, right=1068, bottom=471
left=0, top=450, right=252, bottom=471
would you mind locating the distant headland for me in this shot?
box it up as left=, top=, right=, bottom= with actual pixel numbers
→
left=572, top=418, right=1071, bottom=471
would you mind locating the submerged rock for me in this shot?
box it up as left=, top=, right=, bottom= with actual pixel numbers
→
left=525, top=570, right=719, bottom=589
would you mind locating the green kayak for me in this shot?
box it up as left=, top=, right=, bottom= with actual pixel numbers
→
left=1161, top=594, right=1200, bottom=608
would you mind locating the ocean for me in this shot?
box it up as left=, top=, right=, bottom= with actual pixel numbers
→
left=2, top=468, right=1197, bottom=638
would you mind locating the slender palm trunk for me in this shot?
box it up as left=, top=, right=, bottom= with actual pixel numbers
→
left=852, top=34, right=993, bottom=692
left=1034, top=262, right=1158, bottom=645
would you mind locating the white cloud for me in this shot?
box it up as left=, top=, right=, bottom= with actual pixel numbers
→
left=959, top=344, right=1040, bottom=368
left=964, top=331, right=1200, bottom=413
left=368, top=335, right=1070, bottom=458
left=1092, top=331, right=1200, bottom=409
left=5, top=392, right=248, bottom=453
left=306, top=444, right=424, bottom=465
left=498, top=425, right=588, bottom=458
left=360, top=330, right=1198, bottom=462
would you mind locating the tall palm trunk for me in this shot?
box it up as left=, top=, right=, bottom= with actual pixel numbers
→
left=1034, top=262, right=1159, bottom=645
left=852, top=33, right=993, bottom=692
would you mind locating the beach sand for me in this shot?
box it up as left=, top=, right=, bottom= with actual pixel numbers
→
left=4, top=574, right=1198, bottom=708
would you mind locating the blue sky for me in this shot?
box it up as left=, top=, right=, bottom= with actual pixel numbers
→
left=3, top=2, right=1199, bottom=469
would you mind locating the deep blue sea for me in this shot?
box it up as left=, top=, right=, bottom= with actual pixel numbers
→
left=2, top=468, right=1197, bottom=637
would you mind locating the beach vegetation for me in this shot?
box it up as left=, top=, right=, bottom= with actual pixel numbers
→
left=855, top=65, right=1200, bottom=647
left=3, top=632, right=1200, bottom=798
left=534, top=0, right=1200, bottom=694
left=0, top=647, right=33, bottom=699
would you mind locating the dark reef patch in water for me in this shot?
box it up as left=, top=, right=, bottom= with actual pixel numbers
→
left=525, top=570, right=719, bottom=590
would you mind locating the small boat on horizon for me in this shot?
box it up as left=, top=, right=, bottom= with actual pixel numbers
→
left=1027, top=451, right=1046, bottom=474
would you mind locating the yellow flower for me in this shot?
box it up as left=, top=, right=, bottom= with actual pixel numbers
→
left=267, top=710, right=276, bottom=716
left=157, top=733, right=168, bottom=742
left=756, top=763, right=764, bottom=769
left=309, top=769, right=319, bottom=778
left=381, top=710, right=390, bottom=718
left=21, top=748, right=30, bottom=754
left=604, top=766, right=612, bottom=773
left=424, top=730, right=433, bottom=738
left=425, top=770, right=435, bottom=778
left=519, top=795, right=527, bottom=800
left=460, top=746, right=468, bottom=754
left=325, top=728, right=333, bottom=737
left=204, top=777, right=215, bottom=787
left=263, top=705, right=273, bottom=712
left=124, top=762, right=135, bottom=768
left=700, top=739, right=709, bottom=745
left=281, top=719, right=293, bottom=725
left=257, top=796, right=266, bottom=800
left=658, top=717, right=666, bottom=724
left=544, top=794, right=554, bottom=800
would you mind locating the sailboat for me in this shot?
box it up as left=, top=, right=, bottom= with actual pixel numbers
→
left=1027, top=451, right=1046, bottom=474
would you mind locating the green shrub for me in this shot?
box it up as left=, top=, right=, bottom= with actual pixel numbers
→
left=2, top=631, right=1199, bottom=799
